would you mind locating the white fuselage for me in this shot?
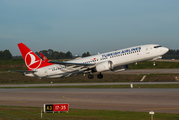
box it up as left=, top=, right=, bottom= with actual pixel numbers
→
left=25, top=44, right=169, bottom=78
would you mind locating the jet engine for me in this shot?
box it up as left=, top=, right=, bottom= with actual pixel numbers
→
left=93, top=61, right=114, bottom=72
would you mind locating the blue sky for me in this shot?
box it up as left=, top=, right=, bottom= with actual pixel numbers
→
left=0, top=0, right=179, bottom=56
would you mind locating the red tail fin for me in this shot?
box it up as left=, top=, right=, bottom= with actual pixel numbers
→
left=18, top=43, right=53, bottom=71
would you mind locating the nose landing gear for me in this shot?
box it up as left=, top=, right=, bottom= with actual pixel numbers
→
left=153, top=61, right=156, bottom=66
left=88, top=74, right=94, bottom=79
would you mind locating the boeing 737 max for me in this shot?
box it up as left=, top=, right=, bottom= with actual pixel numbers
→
left=10, top=43, right=169, bottom=79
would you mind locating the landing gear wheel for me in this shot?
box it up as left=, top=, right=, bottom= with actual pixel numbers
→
left=88, top=74, right=94, bottom=79
left=97, top=73, right=103, bottom=79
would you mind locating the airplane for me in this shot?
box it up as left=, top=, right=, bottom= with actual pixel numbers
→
left=10, top=43, right=169, bottom=79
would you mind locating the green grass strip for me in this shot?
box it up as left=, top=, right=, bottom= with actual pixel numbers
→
left=0, top=105, right=179, bottom=120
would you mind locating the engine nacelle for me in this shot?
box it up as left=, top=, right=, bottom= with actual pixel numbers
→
left=112, top=65, right=128, bottom=72
left=93, top=61, right=114, bottom=72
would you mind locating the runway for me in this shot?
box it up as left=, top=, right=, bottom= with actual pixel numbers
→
left=0, top=88, right=179, bottom=113
left=0, top=82, right=179, bottom=87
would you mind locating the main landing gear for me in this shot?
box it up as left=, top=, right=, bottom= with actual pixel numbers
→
left=88, top=74, right=94, bottom=79
left=88, top=73, right=103, bottom=79
left=97, top=73, right=103, bottom=79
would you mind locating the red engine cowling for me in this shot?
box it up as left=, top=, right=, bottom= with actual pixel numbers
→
left=94, top=61, right=114, bottom=72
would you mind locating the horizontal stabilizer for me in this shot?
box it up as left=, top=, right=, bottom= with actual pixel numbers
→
left=8, top=70, right=36, bottom=74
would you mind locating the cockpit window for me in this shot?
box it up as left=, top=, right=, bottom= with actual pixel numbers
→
left=154, top=45, right=161, bottom=48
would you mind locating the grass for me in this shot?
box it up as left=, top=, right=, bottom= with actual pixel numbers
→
left=0, top=72, right=178, bottom=84
left=129, top=61, right=179, bottom=69
left=0, top=105, right=179, bottom=120
left=0, top=60, right=24, bottom=65
left=0, top=60, right=26, bottom=71
left=0, top=72, right=144, bottom=84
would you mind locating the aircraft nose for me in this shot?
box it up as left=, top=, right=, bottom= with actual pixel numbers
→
left=163, top=47, right=169, bottom=54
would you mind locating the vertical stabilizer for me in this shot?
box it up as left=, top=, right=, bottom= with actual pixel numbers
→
left=18, top=43, right=53, bottom=71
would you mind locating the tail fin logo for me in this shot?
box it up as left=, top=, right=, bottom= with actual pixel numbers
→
left=25, top=51, right=42, bottom=70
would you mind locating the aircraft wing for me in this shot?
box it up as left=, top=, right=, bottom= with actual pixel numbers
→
left=48, top=60, right=96, bottom=67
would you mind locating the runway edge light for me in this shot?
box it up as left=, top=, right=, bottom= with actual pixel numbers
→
left=44, top=103, right=69, bottom=113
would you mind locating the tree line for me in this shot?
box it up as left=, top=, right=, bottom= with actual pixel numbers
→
left=36, top=49, right=73, bottom=59
left=0, top=50, right=13, bottom=60
left=0, top=49, right=91, bottom=61
left=162, top=49, right=179, bottom=59
left=36, top=49, right=91, bottom=59
left=1, top=49, right=179, bottom=61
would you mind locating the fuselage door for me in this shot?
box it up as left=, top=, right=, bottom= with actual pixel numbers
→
left=146, top=46, right=150, bottom=54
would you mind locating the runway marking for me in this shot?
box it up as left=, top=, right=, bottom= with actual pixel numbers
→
left=139, top=107, right=179, bottom=111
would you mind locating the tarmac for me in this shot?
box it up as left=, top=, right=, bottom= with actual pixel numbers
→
left=0, top=88, right=179, bottom=113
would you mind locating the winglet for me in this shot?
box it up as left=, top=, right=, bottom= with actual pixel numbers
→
left=39, top=52, right=49, bottom=62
